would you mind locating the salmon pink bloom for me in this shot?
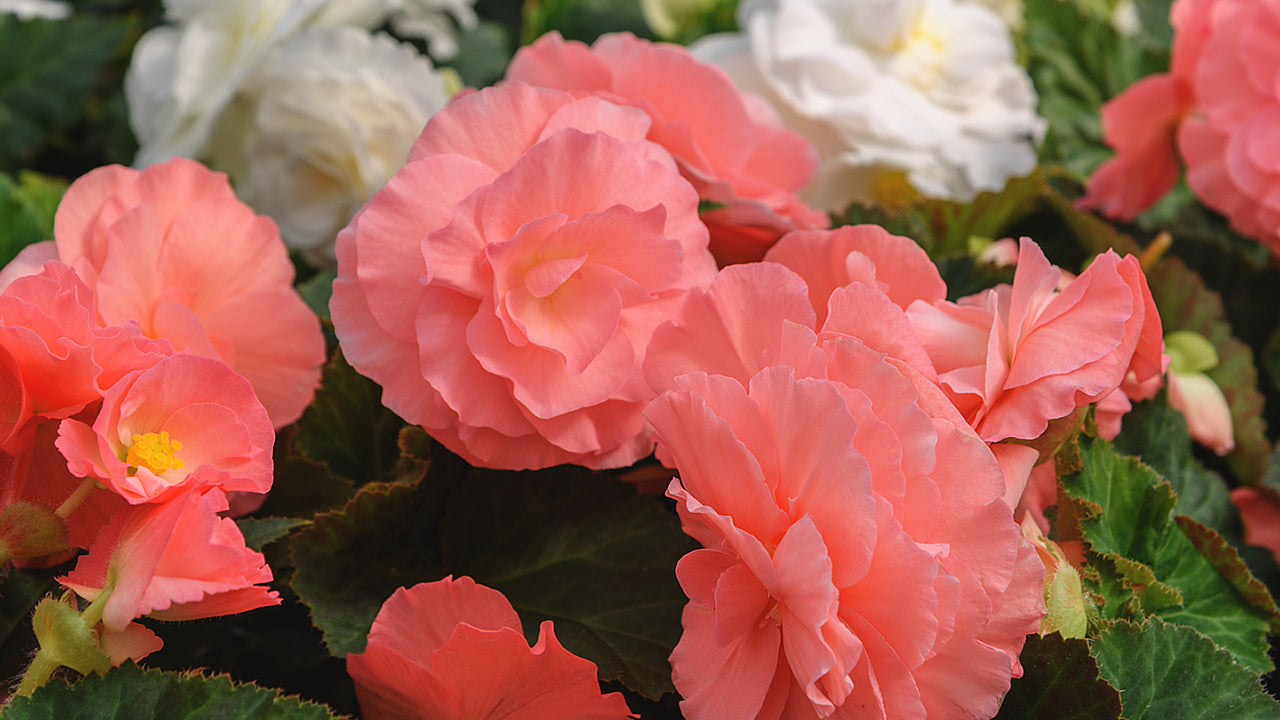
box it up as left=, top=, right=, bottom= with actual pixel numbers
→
left=907, top=239, right=1164, bottom=443
left=59, top=486, right=278, bottom=635
left=56, top=352, right=273, bottom=505
left=643, top=262, right=1042, bottom=719
left=0, top=263, right=172, bottom=552
left=1232, top=487, right=1280, bottom=565
left=506, top=32, right=828, bottom=265
left=5, top=157, right=324, bottom=427
left=762, top=224, right=947, bottom=329
left=331, top=82, right=717, bottom=470
left=346, top=576, right=633, bottom=720
left=647, top=364, right=1042, bottom=720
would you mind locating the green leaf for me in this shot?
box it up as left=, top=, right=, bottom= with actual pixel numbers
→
left=1145, top=257, right=1271, bottom=483
left=236, top=517, right=311, bottom=553
left=0, top=570, right=56, bottom=649
left=1174, top=516, right=1280, bottom=634
left=293, top=351, right=407, bottom=486
left=993, top=633, right=1121, bottom=720
left=0, top=15, right=131, bottom=169
left=290, top=452, right=694, bottom=699
left=0, top=172, right=65, bottom=268
left=440, top=467, right=695, bottom=699
left=296, top=268, right=335, bottom=323
left=1112, top=396, right=1235, bottom=532
left=1062, top=436, right=1273, bottom=672
left=0, top=663, right=341, bottom=719
left=1089, top=618, right=1280, bottom=720
left=288, top=479, right=451, bottom=657
left=522, top=0, right=656, bottom=45
left=255, top=445, right=355, bottom=520
left=444, top=18, right=515, bottom=89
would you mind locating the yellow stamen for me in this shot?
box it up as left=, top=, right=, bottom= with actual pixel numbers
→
left=126, top=431, right=184, bottom=475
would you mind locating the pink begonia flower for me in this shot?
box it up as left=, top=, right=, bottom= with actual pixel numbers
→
left=1232, top=487, right=1280, bottom=565
left=59, top=487, right=279, bottom=635
left=906, top=239, right=1164, bottom=444
left=5, top=157, right=324, bottom=427
left=0, top=262, right=171, bottom=454
left=762, top=224, right=947, bottom=334
left=643, top=262, right=1043, bottom=719
left=1177, top=0, right=1280, bottom=252
left=1082, top=0, right=1280, bottom=255
left=1077, top=0, right=1208, bottom=218
left=56, top=352, right=273, bottom=505
left=346, top=576, right=633, bottom=720
left=331, top=82, right=717, bottom=470
left=0, top=263, right=171, bottom=551
left=505, top=32, right=828, bottom=265
left=1077, top=74, right=1192, bottom=219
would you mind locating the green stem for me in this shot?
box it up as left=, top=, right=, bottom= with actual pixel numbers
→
left=79, top=585, right=114, bottom=629
left=13, top=648, right=59, bottom=697
left=55, top=477, right=98, bottom=520
left=13, top=586, right=115, bottom=697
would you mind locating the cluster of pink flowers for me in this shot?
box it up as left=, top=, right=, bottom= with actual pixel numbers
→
left=1079, top=0, right=1280, bottom=255
left=331, top=32, right=1165, bottom=718
left=0, top=158, right=324, bottom=663
left=0, top=29, right=1173, bottom=719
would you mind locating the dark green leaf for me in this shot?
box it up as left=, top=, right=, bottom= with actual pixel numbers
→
left=288, top=479, right=451, bottom=656
left=1062, top=436, right=1273, bottom=672
left=1112, top=396, right=1236, bottom=531
left=236, top=517, right=311, bottom=553
left=522, top=0, right=656, bottom=45
left=293, top=351, right=407, bottom=486
left=441, top=467, right=695, bottom=699
left=296, top=269, right=335, bottom=323
left=256, top=445, right=355, bottom=520
left=993, top=633, right=1122, bottom=720
left=1090, top=618, right=1280, bottom=720
left=0, top=16, right=131, bottom=170
left=0, top=663, right=341, bottom=719
left=445, top=19, right=514, bottom=89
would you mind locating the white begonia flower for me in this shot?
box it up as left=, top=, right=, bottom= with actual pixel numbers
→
left=692, top=0, right=1044, bottom=209
left=0, top=0, right=70, bottom=20
left=205, top=26, right=450, bottom=264
left=126, top=0, right=330, bottom=166
left=126, top=0, right=473, bottom=167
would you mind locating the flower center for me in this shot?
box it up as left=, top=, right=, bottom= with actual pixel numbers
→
left=126, top=431, right=184, bottom=476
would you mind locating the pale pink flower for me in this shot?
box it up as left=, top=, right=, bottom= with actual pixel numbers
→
left=331, top=82, right=717, bottom=470
left=643, top=262, right=1043, bottom=719
left=906, top=239, right=1164, bottom=443
left=0, top=262, right=170, bottom=550
left=1077, top=74, right=1192, bottom=219
left=56, top=352, right=273, bottom=505
left=762, top=224, right=947, bottom=330
left=506, top=32, right=828, bottom=265
left=6, top=158, right=324, bottom=427
left=59, top=487, right=279, bottom=634
left=1177, top=0, right=1280, bottom=252
left=0, top=262, right=172, bottom=454
left=346, top=576, right=633, bottom=720
left=1232, top=487, right=1280, bottom=565
left=1082, top=0, right=1280, bottom=255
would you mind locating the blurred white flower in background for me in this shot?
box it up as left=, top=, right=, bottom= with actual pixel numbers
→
left=692, top=0, right=1044, bottom=211
left=206, top=27, right=449, bottom=264
left=125, top=0, right=463, bottom=262
left=0, top=0, right=69, bottom=20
